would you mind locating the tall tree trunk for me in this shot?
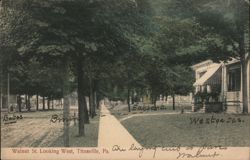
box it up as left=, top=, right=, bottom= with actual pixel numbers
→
left=165, top=94, right=168, bottom=102
left=91, top=93, right=96, bottom=117
left=42, top=96, right=45, bottom=110
left=77, top=59, right=90, bottom=136
left=61, top=99, right=63, bottom=108
left=94, top=91, right=97, bottom=110
left=127, top=87, right=131, bottom=112
left=27, top=95, right=31, bottom=111
left=62, top=57, right=70, bottom=146
left=17, top=95, right=22, bottom=112
left=47, top=97, right=50, bottom=110
left=77, top=81, right=85, bottom=136
left=89, top=95, right=92, bottom=117
left=172, top=94, right=175, bottom=110
left=89, top=94, right=95, bottom=118
left=63, top=94, right=70, bottom=147
left=237, top=17, right=248, bottom=113
left=131, top=90, right=134, bottom=104
left=36, top=94, right=39, bottom=111
left=25, top=95, right=28, bottom=110
left=89, top=79, right=95, bottom=118
left=241, top=58, right=248, bottom=113
left=77, top=84, right=85, bottom=136
left=88, top=63, right=96, bottom=118
left=52, top=99, right=54, bottom=110
left=96, top=92, right=100, bottom=109
left=153, top=95, right=157, bottom=108
left=83, top=97, right=89, bottom=124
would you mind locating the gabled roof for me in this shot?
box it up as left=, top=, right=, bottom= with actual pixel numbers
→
left=191, top=60, right=213, bottom=70
left=193, top=64, right=222, bottom=86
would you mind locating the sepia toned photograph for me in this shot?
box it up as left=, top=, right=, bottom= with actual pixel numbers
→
left=0, top=0, right=249, bottom=160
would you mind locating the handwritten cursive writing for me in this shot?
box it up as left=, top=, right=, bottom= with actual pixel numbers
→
left=112, top=145, right=126, bottom=152
left=3, top=114, right=23, bottom=124
left=111, top=144, right=227, bottom=159
left=50, top=114, right=78, bottom=123
left=177, top=150, right=220, bottom=159
left=176, top=144, right=226, bottom=159
left=190, top=116, right=245, bottom=125
left=129, top=143, right=157, bottom=158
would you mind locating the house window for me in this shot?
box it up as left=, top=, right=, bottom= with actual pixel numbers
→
left=228, top=68, right=241, bottom=91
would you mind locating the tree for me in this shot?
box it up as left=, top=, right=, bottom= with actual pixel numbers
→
left=152, top=16, right=199, bottom=110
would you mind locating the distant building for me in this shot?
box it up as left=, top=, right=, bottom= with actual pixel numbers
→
left=0, top=94, right=17, bottom=112
left=191, top=59, right=250, bottom=113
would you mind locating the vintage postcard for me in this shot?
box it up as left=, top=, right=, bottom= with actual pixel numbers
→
left=0, top=0, right=249, bottom=160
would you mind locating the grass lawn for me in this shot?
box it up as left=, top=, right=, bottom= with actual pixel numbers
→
left=121, top=113, right=250, bottom=147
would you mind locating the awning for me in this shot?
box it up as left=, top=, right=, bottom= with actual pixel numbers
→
left=193, top=64, right=222, bottom=86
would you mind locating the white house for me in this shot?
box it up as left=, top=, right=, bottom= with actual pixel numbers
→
left=192, top=59, right=250, bottom=113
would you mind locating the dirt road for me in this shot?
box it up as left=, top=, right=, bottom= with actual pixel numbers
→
left=1, top=110, right=65, bottom=147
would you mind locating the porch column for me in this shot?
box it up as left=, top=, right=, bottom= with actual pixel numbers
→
left=221, top=64, right=227, bottom=111
left=240, top=63, right=243, bottom=112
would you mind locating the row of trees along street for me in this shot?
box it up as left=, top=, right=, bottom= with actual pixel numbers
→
left=0, top=0, right=249, bottom=138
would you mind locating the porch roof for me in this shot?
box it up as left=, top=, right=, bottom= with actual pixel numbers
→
left=194, top=64, right=222, bottom=86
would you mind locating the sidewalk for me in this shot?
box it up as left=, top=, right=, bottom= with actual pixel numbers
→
left=98, top=104, right=141, bottom=148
